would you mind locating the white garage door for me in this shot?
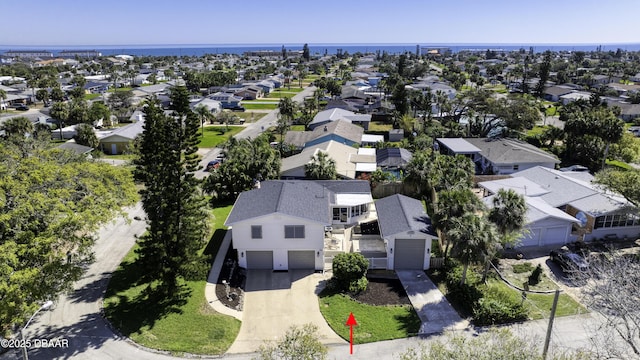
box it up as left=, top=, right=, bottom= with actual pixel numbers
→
left=521, top=228, right=541, bottom=247
left=246, top=251, right=273, bottom=270
left=287, top=251, right=315, bottom=270
left=542, top=227, right=568, bottom=246
left=394, top=239, right=425, bottom=270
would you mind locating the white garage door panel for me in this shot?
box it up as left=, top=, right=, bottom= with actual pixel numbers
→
left=542, top=226, right=567, bottom=246
left=394, top=239, right=425, bottom=270
left=246, top=251, right=273, bottom=270
left=288, top=250, right=315, bottom=269
left=521, top=228, right=541, bottom=247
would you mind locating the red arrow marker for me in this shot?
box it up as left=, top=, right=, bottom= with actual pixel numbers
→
left=345, top=312, right=358, bottom=355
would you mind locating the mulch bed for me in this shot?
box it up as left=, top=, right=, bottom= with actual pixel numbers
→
left=215, top=246, right=246, bottom=311
left=352, top=277, right=411, bottom=306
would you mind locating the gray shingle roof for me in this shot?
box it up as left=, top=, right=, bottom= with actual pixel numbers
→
left=464, top=138, right=560, bottom=165
left=375, top=194, right=435, bottom=238
left=376, top=148, right=413, bottom=167
left=284, top=119, right=364, bottom=148
left=225, top=180, right=370, bottom=226
left=513, top=166, right=597, bottom=207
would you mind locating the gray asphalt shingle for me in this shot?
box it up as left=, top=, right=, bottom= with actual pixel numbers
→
left=375, top=194, right=435, bottom=238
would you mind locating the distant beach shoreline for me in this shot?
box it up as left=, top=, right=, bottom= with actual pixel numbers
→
left=2, top=43, right=640, bottom=57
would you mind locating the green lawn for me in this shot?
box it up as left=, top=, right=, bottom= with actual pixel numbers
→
left=104, top=204, right=238, bottom=355
left=198, top=126, right=243, bottom=148
left=527, top=125, right=547, bottom=137
left=485, top=278, right=586, bottom=320
left=606, top=160, right=634, bottom=170
left=318, top=290, right=421, bottom=344
left=108, top=87, right=133, bottom=92
left=232, top=112, right=266, bottom=123
left=102, top=153, right=137, bottom=161
left=290, top=125, right=306, bottom=131
left=264, top=92, right=296, bottom=99
left=242, top=103, right=278, bottom=110
left=368, top=121, right=393, bottom=132
left=84, top=93, right=100, bottom=100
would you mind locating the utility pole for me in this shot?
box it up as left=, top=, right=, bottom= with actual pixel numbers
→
left=542, top=289, right=561, bottom=360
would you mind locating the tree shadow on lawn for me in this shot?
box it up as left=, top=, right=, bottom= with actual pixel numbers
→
left=105, top=255, right=191, bottom=336
left=203, top=229, right=227, bottom=262
left=104, top=284, right=190, bottom=337
left=393, top=310, right=422, bottom=336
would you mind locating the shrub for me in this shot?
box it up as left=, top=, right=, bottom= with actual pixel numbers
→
left=445, top=265, right=482, bottom=313
left=474, top=285, right=528, bottom=326
left=349, top=277, right=368, bottom=294
left=331, top=253, right=369, bottom=293
left=512, top=262, right=534, bottom=274
left=528, top=264, right=543, bottom=285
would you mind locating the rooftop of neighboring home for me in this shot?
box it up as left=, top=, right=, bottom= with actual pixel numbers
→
left=280, top=140, right=376, bottom=179
left=284, top=119, right=364, bottom=148
left=376, top=148, right=413, bottom=168
left=544, top=85, right=575, bottom=97
left=463, top=137, right=560, bottom=165
left=375, top=194, right=436, bottom=238
left=512, top=166, right=630, bottom=216
left=309, top=108, right=372, bottom=128
left=224, top=180, right=371, bottom=225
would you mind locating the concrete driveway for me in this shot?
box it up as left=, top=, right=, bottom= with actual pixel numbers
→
left=226, top=270, right=345, bottom=354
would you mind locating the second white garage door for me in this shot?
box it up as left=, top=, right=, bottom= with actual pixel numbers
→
left=287, top=250, right=315, bottom=270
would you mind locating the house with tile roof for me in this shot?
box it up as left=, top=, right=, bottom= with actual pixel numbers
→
left=225, top=181, right=435, bottom=270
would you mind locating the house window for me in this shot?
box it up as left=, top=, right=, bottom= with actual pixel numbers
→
left=513, top=164, right=519, bottom=171
left=251, top=225, right=262, bottom=239
left=594, top=214, right=640, bottom=229
left=284, top=225, right=305, bottom=239
left=333, top=208, right=340, bottom=221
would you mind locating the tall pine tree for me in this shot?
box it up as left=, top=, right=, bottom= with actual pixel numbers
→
left=134, top=86, right=209, bottom=296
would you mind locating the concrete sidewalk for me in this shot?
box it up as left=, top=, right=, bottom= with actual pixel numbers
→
left=204, top=230, right=243, bottom=321
left=396, top=270, right=469, bottom=335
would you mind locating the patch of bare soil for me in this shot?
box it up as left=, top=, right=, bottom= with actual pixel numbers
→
left=215, top=247, right=245, bottom=311
left=352, top=277, right=411, bottom=306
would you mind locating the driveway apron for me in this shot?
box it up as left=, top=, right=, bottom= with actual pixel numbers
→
left=396, top=270, right=468, bottom=335
left=226, top=270, right=345, bottom=354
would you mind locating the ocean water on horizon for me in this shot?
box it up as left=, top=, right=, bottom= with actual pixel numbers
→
left=2, top=43, right=640, bottom=57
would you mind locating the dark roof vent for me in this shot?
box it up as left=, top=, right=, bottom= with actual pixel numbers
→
left=323, top=125, right=328, bottom=132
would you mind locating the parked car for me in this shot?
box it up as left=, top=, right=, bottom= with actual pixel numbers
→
left=205, top=159, right=221, bottom=171
left=230, top=106, right=245, bottom=112
left=549, top=248, right=589, bottom=273
left=15, top=104, right=29, bottom=111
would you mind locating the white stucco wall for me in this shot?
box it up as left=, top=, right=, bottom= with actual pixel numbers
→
left=230, top=213, right=326, bottom=270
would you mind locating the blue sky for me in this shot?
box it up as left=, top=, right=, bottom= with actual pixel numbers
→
left=2, top=0, right=639, bottom=46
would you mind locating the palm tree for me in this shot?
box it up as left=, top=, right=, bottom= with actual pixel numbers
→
left=1, top=116, right=33, bottom=138
left=432, top=188, right=486, bottom=261
left=488, top=189, right=527, bottom=244
left=278, top=97, right=296, bottom=122
left=305, top=151, right=337, bottom=180
left=448, top=213, right=497, bottom=285
left=194, top=104, right=213, bottom=137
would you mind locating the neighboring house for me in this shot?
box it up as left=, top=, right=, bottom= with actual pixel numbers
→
left=308, top=108, right=372, bottom=130
left=210, top=92, right=243, bottom=106
left=375, top=194, right=437, bottom=270
left=98, top=119, right=145, bottom=154
left=57, top=141, right=94, bottom=157
left=224, top=180, right=374, bottom=271
left=190, top=97, right=222, bottom=114
left=559, top=91, right=592, bottom=105
left=234, top=85, right=263, bottom=100
left=438, top=137, right=560, bottom=175
left=479, top=177, right=579, bottom=247
left=543, top=85, right=574, bottom=102
left=615, top=103, right=640, bottom=122
left=376, top=148, right=413, bottom=178
left=481, top=166, right=640, bottom=246
left=84, top=81, right=110, bottom=94
left=280, top=140, right=376, bottom=179
left=284, top=119, right=364, bottom=149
